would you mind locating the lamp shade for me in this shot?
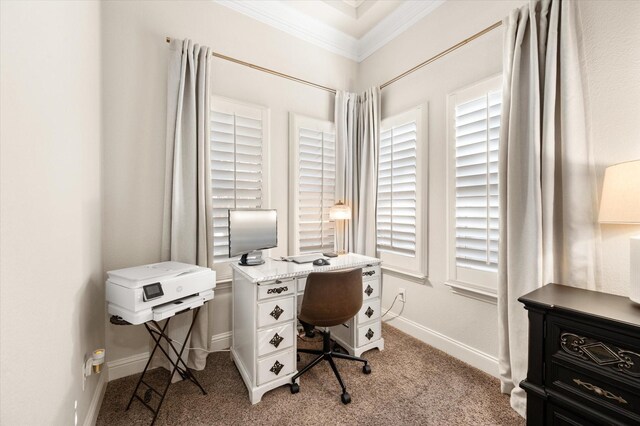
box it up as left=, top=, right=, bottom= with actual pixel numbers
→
left=329, top=202, right=351, bottom=220
left=599, top=160, right=640, bottom=224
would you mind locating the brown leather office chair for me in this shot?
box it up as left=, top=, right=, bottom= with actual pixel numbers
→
left=290, top=268, right=371, bottom=404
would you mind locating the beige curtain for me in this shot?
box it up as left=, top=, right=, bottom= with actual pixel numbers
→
left=335, top=87, right=380, bottom=256
left=498, top=0, right=600, bottom=417
left=158, top=39, right=213, bottom=378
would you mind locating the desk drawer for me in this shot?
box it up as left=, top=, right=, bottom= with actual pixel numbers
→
left=357, top=322, right=381, bottom=347
left=357, top=298, right=380, bottom=324
left=258, top=278, right=295, bottom=301
left=257, top=349, right=295, bottom=386
left=362, top=278, right=380, bottom=300
left=257, top=322, right=294, bottom=357
left=362, top=266, right=380, bottom=281
left=257, top=297, right=294, bottom=328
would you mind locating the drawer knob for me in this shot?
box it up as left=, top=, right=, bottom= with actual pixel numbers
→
left=365, top=307, right=374, bottom=318
left=572, top=379, right=628, bottom=405
left=365, top=328, right=374, bottom=340
left=267, top=286, right=288, bottom=295
left=270, top=360, right=284, bottom=376
left=364, top=284, right=374, bottom=297
left=270, top=305, right=284, bottom=320
left=269, top=333, right=284, bottom=348
left=362, top=271, right=375, bottom=277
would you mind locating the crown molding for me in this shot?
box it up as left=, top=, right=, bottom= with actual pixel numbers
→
left=215, top=0, right=359, bottom=60
left=214, top=0, right=445, bottom=63
left=357, top=0, right=445, bottom=62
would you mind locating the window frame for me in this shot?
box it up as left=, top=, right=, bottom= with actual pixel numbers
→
left=288, top=113, right=336, bottom=255
left=376, top=106, right=427, bottom=277
left=210, top=95, right=271, bottom=280
left=446, top=74, right=502, bottom=298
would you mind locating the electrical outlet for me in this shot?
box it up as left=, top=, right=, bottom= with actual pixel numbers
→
left=398, top=288, right=406, bottom=303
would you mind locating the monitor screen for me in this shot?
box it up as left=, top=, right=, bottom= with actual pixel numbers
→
left=228, top=209, right=278, bottom=258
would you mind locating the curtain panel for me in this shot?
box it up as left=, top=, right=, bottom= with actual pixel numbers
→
left=498, top=0, right=600, bottom=416
left=335, top=87, right=380, bottom=256
left=158, top=39, right=213, bottom=377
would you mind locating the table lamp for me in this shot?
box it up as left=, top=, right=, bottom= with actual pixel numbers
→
left=598, top=160, right=640, bottom=303
left=330, top=201, right=351, bottom=255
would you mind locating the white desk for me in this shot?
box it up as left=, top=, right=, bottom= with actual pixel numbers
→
left=230, top=253, right=384, bottom=404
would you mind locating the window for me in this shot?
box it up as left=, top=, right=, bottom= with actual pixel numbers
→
left=289, top=114, right=335, bottom=254
left=210, top=97, right=269, bottom=266
left=447, top=75, right=501, bottom=293
left=376, top=107, right=426, bottom=276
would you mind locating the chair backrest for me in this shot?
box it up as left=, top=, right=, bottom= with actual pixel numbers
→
left=298, top=268, right=363, bottom=327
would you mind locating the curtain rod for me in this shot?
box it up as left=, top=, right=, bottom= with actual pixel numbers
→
left=165, top=21, right=502, bottom=95
left=165, top=37, right=337, bottom=94
left=380, top=21, right=503, bottom=90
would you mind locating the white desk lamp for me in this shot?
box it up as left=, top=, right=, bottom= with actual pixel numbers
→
left=330, top=201, right=351, bottom=255
left=598, top=160, right=640, bottom=303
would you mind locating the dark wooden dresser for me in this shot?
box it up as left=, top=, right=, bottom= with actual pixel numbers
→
left=519, top=284, right=640, bottom=425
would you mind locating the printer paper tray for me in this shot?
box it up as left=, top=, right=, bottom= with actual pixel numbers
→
left=152, top=291, right=213, bottom=321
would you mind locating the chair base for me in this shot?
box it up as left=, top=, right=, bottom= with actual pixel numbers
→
left=291, top=329, right=371, bottom=404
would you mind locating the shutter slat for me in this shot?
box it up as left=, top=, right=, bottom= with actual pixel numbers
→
left=377, top=118, right=418, bottom=257
left=454, top=90, right=501, bottom=272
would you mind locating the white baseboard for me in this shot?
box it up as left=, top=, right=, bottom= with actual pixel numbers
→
left=106, top=352, right=150, bottom=381
left=83, top=370, right=107, bottom=426
left=383, top=314, right=499, bottom=378
left=106, top=330, right=232, bottom=382
left=210, top=331, right=232, bottom=351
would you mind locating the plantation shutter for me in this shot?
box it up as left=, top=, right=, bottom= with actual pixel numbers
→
left=454, top=89, right=501, bottom=271
left=298, top=127, right=335, bottom=252
left=210, top=106, right=264, bottom=263
left=377, top=121, right=417, bottom=256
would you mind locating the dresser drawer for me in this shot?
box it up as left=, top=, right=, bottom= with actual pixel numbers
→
left=357, top=322, right=381, bottom=347
left=547, top=317, right=640, bottom=383
left=257, top=297, right=294, bottom=328
left=257, top=322, right=294, bottom=357
left=357, top=298, right=380, bottom=324
left=256, top=349, right=295, bottom=386
left=548, top=359, right=640, bottom=424
left=257, top=278, right=295, bottom=300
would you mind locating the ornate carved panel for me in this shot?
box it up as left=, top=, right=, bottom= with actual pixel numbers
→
left=560, top=332, right=640, bottom=378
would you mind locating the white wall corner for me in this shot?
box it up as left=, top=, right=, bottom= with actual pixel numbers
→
left=383, top=313, right=499, bottom=378
left=83, top=371, right=107, bottom=426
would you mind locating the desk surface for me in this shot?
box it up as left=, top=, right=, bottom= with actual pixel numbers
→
left=230, top=253, right=381, bottom=283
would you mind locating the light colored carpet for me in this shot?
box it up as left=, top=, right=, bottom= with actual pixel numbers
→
left=97, top=323, right=523, bottom=425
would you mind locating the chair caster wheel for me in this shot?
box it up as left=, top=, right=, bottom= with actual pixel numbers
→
left=363, top=364, right=371, bottom=374
left=341, top=392, right=351, bottom=405
left=290, top=383, right=300, bottom=394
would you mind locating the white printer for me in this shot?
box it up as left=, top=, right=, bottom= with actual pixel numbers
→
left=106, top=261, right=216, bottom=325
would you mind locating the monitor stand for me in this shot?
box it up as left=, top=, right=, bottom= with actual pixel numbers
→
left=239, top=252, right=265, bottom=266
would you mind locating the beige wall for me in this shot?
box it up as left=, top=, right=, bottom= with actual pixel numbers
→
left=102, top=0, right=357, bottom=361
left=357, top=0, right=640, bottom=373
left=580, top=0, right=640, bottom=296
left=0, top=1, right=104, bottom=425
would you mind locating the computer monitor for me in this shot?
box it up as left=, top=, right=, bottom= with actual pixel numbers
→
left=228, top=209, right=277, bottom=266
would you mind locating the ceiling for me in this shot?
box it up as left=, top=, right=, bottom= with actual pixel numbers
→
left=215, top=0, right=445, bottom=62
